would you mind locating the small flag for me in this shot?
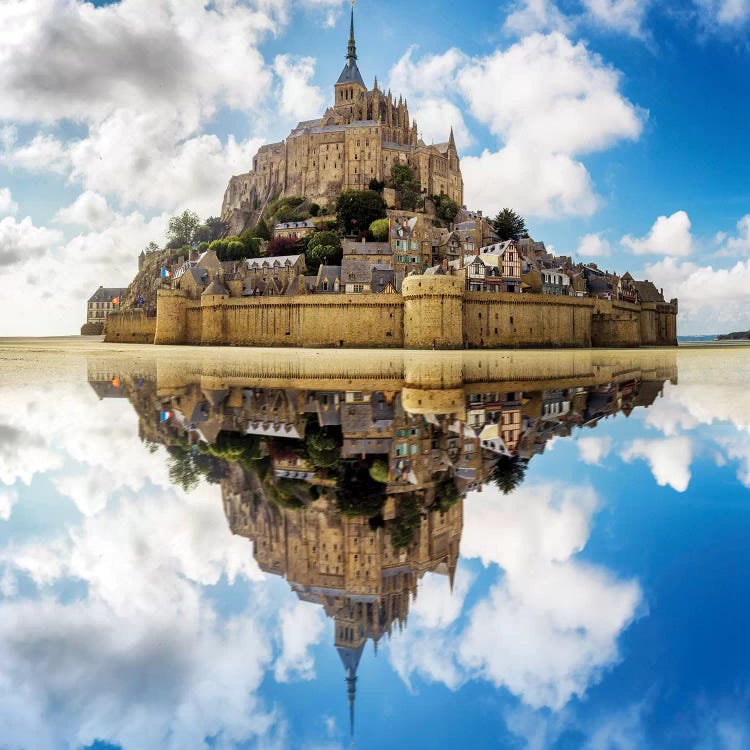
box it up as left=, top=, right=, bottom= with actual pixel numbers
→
left=160, top=411, right=173, bottom=422
left=112, top=296, right=120, bottom=305
left=111, top=377, right=121, bottom=388
left=136, top=295, right=144, bottom=306
left=161, top=268, right=172, bottom=278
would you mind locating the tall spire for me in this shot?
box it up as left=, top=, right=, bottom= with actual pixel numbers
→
left=336, top=0, right=365, bottom=88
left=347, top=0, right=357, bottom=61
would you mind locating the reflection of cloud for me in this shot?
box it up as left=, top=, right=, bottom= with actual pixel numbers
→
left=621, top=437, right=693, bottom=492
left=389, top=484, right=642, bottom=712
left=0, top=423, right=64, bottom=485
left=0, top=487, right=19, bottom=521
left=275, top=600, right=327, bottom=683
left=577, top=436, right=612, bottom=465
left=0, top=381, right=329, bottom=748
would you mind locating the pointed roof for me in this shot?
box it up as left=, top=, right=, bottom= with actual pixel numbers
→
left=336, top=1, right=366, bottom=88
left=337, top=642, right=365, bottom=740
left=203, top=272, right=229, bottom=296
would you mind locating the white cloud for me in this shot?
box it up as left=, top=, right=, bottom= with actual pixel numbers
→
left=581, top=0, right=651, bottom=36
left=54, top=191, right=114, bottom=230
left=621, top=436, right=693, bottom=492
left=0, top=488, right=19, bottom=521
left=387, top=48, right=473, bottom=149
left=457, top=33, right=643, bottom=217
left=577, top=436, right=613, bottom=464
left=505, top=0, right=573, bottom=35
left=274, top=600, right=326, bottom=683
left=644, top=256, right=750, bottom=333
left=0, top=215, right=63, bottom=268
left=390, top=483, right=642, bottom=712
left=503, top=0, right=650, bottom=36
left=695, top=0, right=750, bottom=26
left=0, top=133, right=69, bottom=174
left=716, top=214, right=750, bottom=257
left=0, top=209, right=168, bottom=335
left=621, top=211, right=694, bottom=257
left=273, top=54, right=326, bottom=123
left=0, top=187, right=18, bottom=216
left=577, top=232, right=613, bottom=257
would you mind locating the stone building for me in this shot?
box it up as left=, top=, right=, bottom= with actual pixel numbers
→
left=221, top=4, right=463, bottom=234
left=84, top=286, right=128, bottom=328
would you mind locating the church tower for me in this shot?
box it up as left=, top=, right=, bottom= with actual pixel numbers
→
left=334, top=0, right=367, bottom=113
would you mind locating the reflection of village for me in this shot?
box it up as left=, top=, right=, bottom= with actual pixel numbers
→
left=88, top=354, right=677, bottom=737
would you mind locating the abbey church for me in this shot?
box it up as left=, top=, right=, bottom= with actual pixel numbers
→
left=221, top=3, right=464, bottom=233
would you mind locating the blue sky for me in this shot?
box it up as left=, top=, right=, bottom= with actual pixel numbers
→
left=0, top=0, right=749, bottom=335
left=1, top=351, right=750, bottom=748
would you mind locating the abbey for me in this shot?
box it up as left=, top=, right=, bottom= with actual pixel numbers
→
left=221, top=3, right=463, bottom=234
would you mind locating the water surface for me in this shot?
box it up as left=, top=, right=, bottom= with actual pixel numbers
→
left=0, top=340, right=748, bottom=750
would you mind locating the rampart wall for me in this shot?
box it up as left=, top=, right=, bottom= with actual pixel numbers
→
left=105, top=279, right=678, bottom=349
left=103, top=310, right=156, bottom=344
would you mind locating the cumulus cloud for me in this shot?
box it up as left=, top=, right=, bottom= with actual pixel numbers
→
left=0, top=381, right=297, bottom=749
left=715, top=214, right=750, bottom=257
left=0, top=209, right=168, bottom=335
left=577, top=436, right=613, bottom=464
left=0, top=132, right=69, bottom=174
left=644, top=256, right=750, bottom=333
left=54, top=191, right=115, bottom=230
left=390, top=484, right=642, bottom=711
left=621, top=211, right=694, bottom=256
left=504, top=0, right=650, bottom=37
left=505, top=0, right=573, bottom=35
left=273, top=54, right=326, bottom=122
left=577, top=232, right=613, bottom=256
left=580, top=0, right=651, bottom=36
left=0, top=187, right=18, bottom=216
left=0, top=215, right=63, bottom=268
left=0, top=487, right=19, bottom=521
left=621, top=436, right=693, bottom=491
left=695, top=0, right=750, bottom=26
left=274, top=600, right=327, bottom=683
left=387, top=48, right=473, bottom=149
left=458, top=33, right=643, bottom=217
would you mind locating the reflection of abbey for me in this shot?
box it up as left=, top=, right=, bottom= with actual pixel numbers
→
left=221, top=4, right=462, bottom=233
left=91, top=349, right=678, bottom=739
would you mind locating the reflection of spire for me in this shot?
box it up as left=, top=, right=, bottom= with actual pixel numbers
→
left=337, top=643, right=364, bottom=742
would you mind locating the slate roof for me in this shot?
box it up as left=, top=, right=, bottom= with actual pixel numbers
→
left=341, top=258, right=373, bottom=285
left=275, top=220, right=315, bottom=231
left=371, top=265, right=398, bottom=293
left=634, top=280, right=665, bottom=303
left=588, top=277, right=612, bottom=294
left=88, top=286, right=127, bottom=303
left=185, top=267, right=209, bottom=286
left=246, top=254, right=304, bottom=270
left=203, top=274, right=229, bottom=296
left=337, top=59, right=366, bottom=87
left=342, top=240, right=391, bottom=257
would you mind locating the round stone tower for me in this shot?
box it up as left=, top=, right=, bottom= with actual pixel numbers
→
left=201, top=273, right=230, bottom=345
left=402, top=275, right=464, bottom=349
left=154, top=288, right=188, bottom=345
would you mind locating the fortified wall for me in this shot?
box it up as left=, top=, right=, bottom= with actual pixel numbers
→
left=105, top=276, right=678, bottom=349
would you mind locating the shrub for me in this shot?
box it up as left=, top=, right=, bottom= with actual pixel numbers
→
left=369, top=218, right=390, bottom=242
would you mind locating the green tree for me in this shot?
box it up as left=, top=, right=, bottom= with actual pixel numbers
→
left=305, top=230, right=342, bottom=273
left=336, top=461, right=387, bottom=518
left=368, top=178, right=385, bottom=193
left=491, top=208, right=529, bottom=241
left=432, top=194, right=460, bottom=223
left=390, top=163, right=421, bottom=211
left=166, top=210, right=201, bottom=249
left=309, top=203, right=321, bottom=217
left=253, top=218, right=272, bottom=241
left=369, top=218, right=390, bottom=242
left=390, top=492, right=423, bottom=550
left=492, top=454, right=528, bottom=495
left=336, top=189, right=387, bottom=234
left=369, top=459, right=389, bottom=483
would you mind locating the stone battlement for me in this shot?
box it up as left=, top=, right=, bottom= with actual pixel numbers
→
left=105, top=276, right=678, bottom=349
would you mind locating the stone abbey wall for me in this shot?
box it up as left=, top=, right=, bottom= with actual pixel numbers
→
left=103, top=310, right=156, bottom=344
left=105, top=279, right=678, bottom=349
